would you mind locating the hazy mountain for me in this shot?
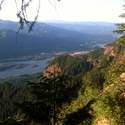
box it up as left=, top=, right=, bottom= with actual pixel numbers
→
left=49, top=21, right=116, bottom=35
left=0, top=20, right=117, bottom=59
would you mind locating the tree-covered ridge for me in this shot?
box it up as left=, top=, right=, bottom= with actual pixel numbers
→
left=0, top=38, right=125, bottom=125
left=44, top=39, right=125, bottom=125
left=48, top=55, right=93, bottom=76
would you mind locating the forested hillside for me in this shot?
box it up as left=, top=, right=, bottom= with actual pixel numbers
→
left=0, top=36, right=125, bottom=125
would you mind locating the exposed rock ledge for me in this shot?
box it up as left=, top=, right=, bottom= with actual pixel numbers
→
left=120, top=72, right=125, bottom=82
left=104, top=46, right=115, bottom=57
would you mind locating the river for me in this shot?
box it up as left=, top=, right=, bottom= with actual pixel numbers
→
left=0, top=58, right=53, bottom=79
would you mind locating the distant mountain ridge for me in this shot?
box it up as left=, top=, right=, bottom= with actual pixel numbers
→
left=0, top=20, right=117, bottom=59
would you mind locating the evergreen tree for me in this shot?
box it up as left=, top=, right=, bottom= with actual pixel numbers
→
left=17, top=73, right=81, bottom=125
left=114, top=4, right=125, bottom=35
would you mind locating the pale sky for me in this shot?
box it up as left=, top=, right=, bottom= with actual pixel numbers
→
left=0, top=0, right=125, bottom=22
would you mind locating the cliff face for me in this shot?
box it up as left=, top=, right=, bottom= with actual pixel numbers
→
left=104, top=42, right=125, bottom=61
left=43, top=64, right=61, bottom=78
left=104, top=45, right=116, bottom=57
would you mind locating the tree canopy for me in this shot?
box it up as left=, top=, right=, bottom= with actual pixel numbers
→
left=114, top=4, right=125, bottom=35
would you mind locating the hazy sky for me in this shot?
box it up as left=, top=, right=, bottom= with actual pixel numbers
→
left=0, top=0, right=125, bottom=22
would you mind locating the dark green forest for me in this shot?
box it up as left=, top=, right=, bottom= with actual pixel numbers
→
left=0, top=38, right=125, bottom=125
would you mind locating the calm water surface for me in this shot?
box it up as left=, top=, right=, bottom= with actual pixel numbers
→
left=0, top=58, right=53, bottom=78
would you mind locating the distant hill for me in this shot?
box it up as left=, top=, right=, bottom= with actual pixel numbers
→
left=0, top=20, right=117, bottom=59
left=49, top=21, right=116, bottom=35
